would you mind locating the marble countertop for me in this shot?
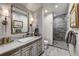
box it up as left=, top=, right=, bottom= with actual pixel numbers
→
left=0, top=33, right=26, bottom=39
left=0, top=36, right=42, bottom=55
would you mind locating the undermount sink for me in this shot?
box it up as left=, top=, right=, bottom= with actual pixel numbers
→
left=18, top=37, right=34, bottom=43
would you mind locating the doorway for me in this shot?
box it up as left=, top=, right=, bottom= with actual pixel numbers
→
left=53, top=15, right=68, bottom=50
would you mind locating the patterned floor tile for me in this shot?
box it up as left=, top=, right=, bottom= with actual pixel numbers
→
left=42, top=46, right=70, bottom=56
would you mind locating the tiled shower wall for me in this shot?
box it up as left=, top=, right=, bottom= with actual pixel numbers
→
left=53, top=15, right=67, bottom=41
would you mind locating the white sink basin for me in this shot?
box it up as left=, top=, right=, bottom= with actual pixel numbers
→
left=18, top=37, right=33, bottom=43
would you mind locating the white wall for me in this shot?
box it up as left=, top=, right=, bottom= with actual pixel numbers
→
left=44, top=13, right=53, bottom=45
left=31, top=8, right=43, bottom=35
left=30, top=8, right=44, bottom=51
left=37, top=9, right=42, bottom=35
left=0, top=4, right=11, bottom=37
left=35, top=8, right=42, bottom=35
left=66, top=4, right=73, bottom=30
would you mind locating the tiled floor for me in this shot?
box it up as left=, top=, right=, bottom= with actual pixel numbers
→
left=42, top=46, right=70, bottom=56
left=53, top=40, right=68, bottom=50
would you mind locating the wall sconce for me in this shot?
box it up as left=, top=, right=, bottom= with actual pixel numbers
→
left=2, top=8, right=9, bottom=16
left=30, top=17, right=34, bottom=24
left=2, top=8, right=9, bottom=34
left=2, top=17, right=8, bottom=25
left=2, top=9, right=9, bottom=25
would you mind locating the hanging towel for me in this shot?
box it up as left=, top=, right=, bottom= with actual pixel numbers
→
left=65, top=30, right=76, bottom=46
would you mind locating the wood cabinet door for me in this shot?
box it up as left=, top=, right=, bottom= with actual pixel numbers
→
left=10, top=49, right=21, bottom=56
left=37, top=39, right=42, bottom=55
left=22, top=50, right=30, bottom=56
left=11, top=52, right=21, bottom=56
left=32, top=42, right=38, bottom=56
left=21, top=45, right=32, bottom=56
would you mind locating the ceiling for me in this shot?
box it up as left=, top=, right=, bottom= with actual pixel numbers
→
left=43, top=3, right=69, bottom=16
left=22, top=3, right=42, bottom=12
left=22, top=3, right=69, bottom=16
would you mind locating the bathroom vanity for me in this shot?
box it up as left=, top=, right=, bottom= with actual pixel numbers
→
left=0, top=36, right=43, bottom=56
left=0, top=4, right=43, bottom=56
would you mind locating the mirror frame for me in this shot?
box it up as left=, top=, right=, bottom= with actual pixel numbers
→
left=11, top=5, right=29, bottom=34
left=70, top=4, right=79, bottom=28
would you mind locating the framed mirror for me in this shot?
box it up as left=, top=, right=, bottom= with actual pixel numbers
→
left=70, top=4, right=79, bottom=28
left=12, top=20, right=23, bottom=28
left=11, top=5, right=29, bottom=34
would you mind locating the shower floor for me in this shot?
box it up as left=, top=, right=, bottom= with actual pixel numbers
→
left=53, top=40, right=69, bottom=50
left=42, top=46, right=70, bottom=56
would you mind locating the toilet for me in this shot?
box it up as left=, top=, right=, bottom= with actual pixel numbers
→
left=44, top=40, right=49, bottom=49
